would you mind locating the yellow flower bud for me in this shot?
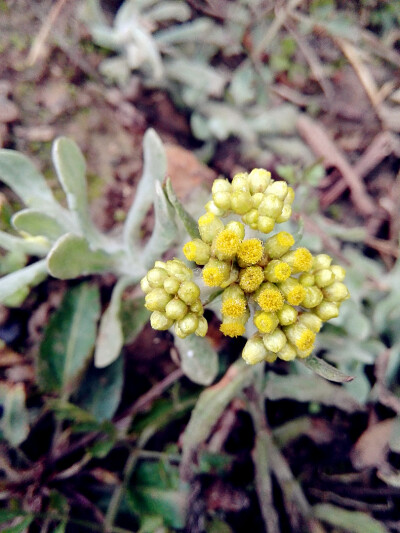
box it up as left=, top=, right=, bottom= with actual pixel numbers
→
left=237, top=238, right=263, bottom=267
left=331, top=265, right=346, bottom=282
left=231, top=173, right=250, bottom=192
left=264, top=260, right=291, bottom=283
left=315, top=301, right=340, bottom=321
left=174, top=321, right=187, bottom=339
left=213, top=229, right=241, bottom=261
left=212, top=178, right=231, bottom=194
left=299, top=273, right=315, bottom=287
left=281, top=247, right=313, bottom=273
left=213, top=192, right=231, bottom=211
left=205, top=200, right=225, bottom=216
left=254, top=310, right=279, bottom=334
left=265, top=180, right=288, bottom=200
left=298, top=312, right=322, bottom=332
left=284, top=323, right=316, bottom=352
left=277, top=304, right=298, bottom=326
left=252, top=192, right=265, bottom=208
left=145, top=288, right=172, bottom=312
left=190, top=299, right=204, bottom=315
left=263, top=328, right=287, bottom=353
left=183, top=238, right=211, bottom=265
left=195, top=316, right=208, bottom=337
left=301, top=286, right=324, bottom=308
left=225, top=221, right=245, bottom=240
left=242, top=208, right=259, bottom=227
left=198, top=212, right=224, bottom=243
left=276, top=204, right=292, bottom=223
left=177, top=313, right=199, bottom=336
left=150, top=311, right=173, bottom=331
left=322, top=282, right=349, bottom=302
left=278, top=278, right=306, bottom=306
left=202, top=258, right=231, bottom=287
left=239, top=266, right=264, bottom=293
left=165, top=298, right=188, bottom=320
left=231, top=190, right=252, bottom=215
left=165, top=259, right=192, bottom=281
left=284, top=186, right=295, bottom=205
left=220, top=311, right=249, bottom=337
left=178, top=281, right=201, bottom=305
left=264, top=231, right=294, bottom=258
left=258, top=194, right=283, bottom=218
left=248, top=168, right=271, bottom=194
left=257, top=216, right=275, bottom=234
left=256, top=282, right=284, bottom=312
left=146, top=267, right=169, bottom=288
left=315, top=268, right=335, bottom=288
left=296, top=346, right=314, bottom=359
left=242, top=335, right=268, bottom=365
left=163, top=276, right=181, bottom=295
left=312, top=254, right=332, bottom=270
left=221, top=285, right=247, bottom=318
left=140, top=276, right=152, bottom=294
left=276, top=343, right=297, bottom=361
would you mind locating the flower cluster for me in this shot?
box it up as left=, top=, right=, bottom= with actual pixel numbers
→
left=142, top=168, right=350, bottom=366
left=141, top=259, right=207, bottom=339
left=207, top=169, right=294, bottom=234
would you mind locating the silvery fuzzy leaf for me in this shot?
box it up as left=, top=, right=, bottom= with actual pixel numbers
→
left=0, top=230, right=49, bottom=256
left=146, top=1, right=191, bottom=23
left=165, top=178, right=200, bottom=239
left=12, top=209, right=66, bottom=242
left=0, top=383, right=29, bottom=446
left=99, top=56, right=131, bottom=85
left=299, top=354, right=354, bottom=383
left=156, top=18, right=215, bottom=45
left=0, top=259, right=47, bottom=306
left=174, top=334, right=218, bottom=386
left=165, top=60, right=228, bottom=98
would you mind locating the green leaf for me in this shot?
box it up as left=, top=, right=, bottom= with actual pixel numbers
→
left=47, top=233, right=115, bottom=279
left=0, top=511, right=26, bottom=524
left=3, top=515, right=34, bottom=533
left=173, top=334, right=218, bottom=385
left=123, top=129, right=167, bottom=254
left=164, top=178, right=200, bottom=239
left=299, top=354, right=354, bottom=383
left=0, top=259, right=47, bottom=307
left=121, top=296, right=151, bottom=345
left=37, top=283, right=100, bottom=398
left=0, top=149, right=57, bottom=208
left=313, top=503, right=389, bottom=533
left=265, top=373, right=362, bottom=413
left=0, top=230, right=49, bottom=256
left=0, top=383, right=29, bottom=446
left=12, top=209, right=66, bottom=241
left=46, top=399, right=96, bottom=424
left=94, top=276, right=137, bottom=369
left=75, top=356, right=123, bottom=422
left=181, top=359, right=255, bottom=479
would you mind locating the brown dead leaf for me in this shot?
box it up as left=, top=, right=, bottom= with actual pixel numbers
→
left=351, top=418, right=394, bottom=470
left=165, top=144, right=216, bottom=201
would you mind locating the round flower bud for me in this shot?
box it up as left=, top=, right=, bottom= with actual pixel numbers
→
left=221, top=285, right=247, bottom=318
left=265, top=180, right=288, bottom=200
left=220, top=312, right=249, bottom=338
left=202, top=258, right=231, bottom=287
left=248, top=168, right=271, bottom=194
left=231, top=190, right=252, bottom=215
left=254, top=310, right=279, bottom=334
left=258, top=194, right=283, bottom=218
left=237, top=239, right=263, bottom=267
left=278, top=278, right=306, bottom=306
left=277, top=304, right=298, bottom=326
left=183, top=239, right=211, bottom=265
left=284, top=187, right=295, bottom=205
left=205, top=200, right=225, bottom=216
left=276, top=204, right=292, bottom=223
left=145, top=288, right=172, bottom=312
left=281, top=247, right=313, bottom=273
left=174, top=321, right=187, bottom=339
left=276, top=343, right=297, bottom=361
left=264, top=260, right=291, bottom=283
left=315, top=301, right=340, bottom=321
left=150, top=311, right=173, bottom=331
left=146, top=267, right=169, bottom=288
left=213, top=192, right=231, bottom=211
left=190, top=299, right=204, bottom=315
left=165, top=259, right=192, bottom=281
left=242, top=208, right=259, bottom=226
left=231, top=173, right=250, bottom=192
left=195, top=316, right=208, bottom=337
left=198, top=212, right=224, bottom=243
left=257, top=216, right=275, bottom=234
left=154, top=261, right=166, bottom=269
left=264, top=232, right=294, bottom=259
left=140, top=276, right=152, bottom=294
left=301, top=286, right=324, bottom=308
left=178, top=281, right=201, bottom=305
left=299, top=273, right=315, bottom=287
left=263, top=328, right=287, bottom=353
left=213, top=229, right=241, bottom=260
left=165, top=298, right=188, bottom=320
left=315, top=268, right=335, bottom=288
left=239, top=266, right=264, bottom=293
left=177, top=313, right=199, bottom=336
left=164, top=276, right=181, bottom=295
left=331, top=265, right=346, bottom=282
left=322, top=281, right=349, bottom=302
left=298, top=312, right=322, bottom=333
left=256, top=282, right=285, bottom=312
left=312, top=254, right=332, bottom=270
left=242, top=336, right=268, bottom=365
left=225, top=221, right=245, bottom=240
left=212, top=178, right=231, bottom=194
left=296, top=346, right=314, bottom=359
left=284, top=323, right=316, bottom=352
left=252, top=192, right=265, bottom=208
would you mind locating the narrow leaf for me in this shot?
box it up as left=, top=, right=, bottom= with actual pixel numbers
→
left=37, top=283, right=100, bottom=398
left=128, top=486, right=187, bottom=529
left=174, top=334, right=218, bottom=386
left=0, top=259, right=47, bottom=306
left=3, top=515, right=34, bottom=533
left=0, top=383, right=29, bottom=446
left=123, top=129, right=167, bottom=253
left=299, top=354, right=354, bottom=383
left=313, top=504, right=389, bottom=533
left=47, top=233, right=115, bottom=279
left=0, top=230, right=49, bottom=256
left=12, top=209, right=66, bottom=241
left=164, top=178, right=200, bottom=239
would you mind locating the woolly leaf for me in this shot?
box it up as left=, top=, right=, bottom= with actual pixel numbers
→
left=299, top=354, right=354, bottom=383
left=12, top=209, right=66, bottom=241
left=0, top=259, right=47, bottom=306
left=174, top=334, right=218, bottom=385
left=165, top=178, right=200, bottom=239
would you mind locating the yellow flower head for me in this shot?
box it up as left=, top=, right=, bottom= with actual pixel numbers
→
left=265, top=231, right=295, bottom=259
left=220, top=321, right=246, bottom=338
left=254, top=311, right=279, bottom=334
left=214, top=229, right=241, bottom=260
left=239, top=266, right=264, bottom=293
left=256, top=283, right=284, bottom=312
left=279, top=278, right=306, bottom=306
left=183, top=239, right=211, bottom=265
left=221, top=298, right=246, bottom=318
left=202, top=258, right=230, bottom=287
left=285, top=323, right=316, bottom=352
left=283, top=247, right=313, bottom=273
left=237, top=238, right=263, bottom=266
left=264, top=260, right=291, bottom=283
